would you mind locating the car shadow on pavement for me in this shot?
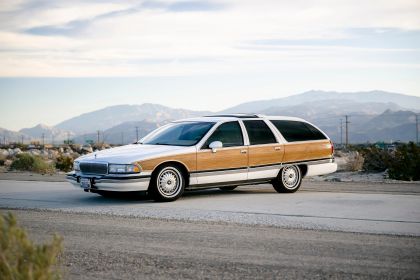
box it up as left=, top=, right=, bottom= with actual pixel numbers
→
left=82, top=186, right=275, bottom=204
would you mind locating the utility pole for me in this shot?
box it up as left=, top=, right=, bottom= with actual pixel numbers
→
left=416, top=114, right=419, bottom=145
left=3, top=136, right=5, bottom=146
left=67, top=132, right=70, bottom=145
left=41, top=133, right=45, bottom=147
left=52, top=135, right=54, bottom=146
left=97, top=130, right=100, bottom=144
left=345, top=115, right=350, bottom=149
left=135, top=126, right=139, bottom=142
left=340, top=119, right=343, bottom=147
left=121, top=132, right=124, bottom=146
left=21, top=135, right=24, bottom=145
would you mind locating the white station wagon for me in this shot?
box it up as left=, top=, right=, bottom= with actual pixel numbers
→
left=67, top=114, right=337, bottom=201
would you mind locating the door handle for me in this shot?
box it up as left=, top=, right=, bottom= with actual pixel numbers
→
left=240, top=149, right=247, bottom=154
left=274, top=146, right=282, bottom=151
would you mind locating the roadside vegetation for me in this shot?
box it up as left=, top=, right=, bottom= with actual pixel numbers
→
left=0, top=212, right=63, bottom=280
left=337, top=142, right=420, bottom=181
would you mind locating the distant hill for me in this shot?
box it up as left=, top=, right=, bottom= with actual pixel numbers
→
left=19, top=124, right=74, bottom=143
left=73, top=120, right=169, bottom=145
left=1, top=91, right=419, bottom=144
left=55, top=103, right=210, bottom=134
left=0, top=127, right=27, bottom=144
left=222, top=90, right=420, bottom=113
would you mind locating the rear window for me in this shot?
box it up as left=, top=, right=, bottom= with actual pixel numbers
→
left=270, top=120, right=327, bottom=142
left=243, top=120, right=277, bottom=145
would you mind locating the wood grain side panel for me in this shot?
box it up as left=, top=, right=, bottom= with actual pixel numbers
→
left=248, top=144, right=284, bottom=167
left=197, top=147, right=248, bottom=171
left=284, top=140, right=332, bottom=163
left=306, top=140, right=333, bottom=160
left=138, top=153, right=196, bottom=172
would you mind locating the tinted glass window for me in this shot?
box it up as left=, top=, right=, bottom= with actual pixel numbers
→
left=243, top=120, right=277, bottom=145
left=204, top=121, right=244, bottom=148
left=270, top=120, right=327, bottom=142
left=143, top=122, right=214, bottom=146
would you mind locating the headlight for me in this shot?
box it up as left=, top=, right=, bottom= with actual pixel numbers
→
left=73, top=161, right=80, bottom=172
left=108, top=164, right=141, bottom=174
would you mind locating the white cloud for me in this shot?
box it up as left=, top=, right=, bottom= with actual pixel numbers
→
left=0, top=0, right=419, bottom=77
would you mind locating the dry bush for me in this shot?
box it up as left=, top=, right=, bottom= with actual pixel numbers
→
left=346, top=151, right=365, bottom=171
left=10, top=153, right=55, bottom=174
left=0, top=212, right=63, bottom=280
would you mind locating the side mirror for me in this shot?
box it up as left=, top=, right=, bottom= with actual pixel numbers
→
left=209, top=141, right=223, bottom=153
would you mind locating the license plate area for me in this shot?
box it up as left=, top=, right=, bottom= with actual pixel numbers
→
left=80, top=178, right=91, bottom=189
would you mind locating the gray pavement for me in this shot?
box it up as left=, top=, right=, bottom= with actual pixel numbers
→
left=1, top=180, right=419, bottom=236
left=7, top=209, right=420, bottom=280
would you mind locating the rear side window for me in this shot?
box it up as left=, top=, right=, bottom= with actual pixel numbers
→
left=204, top=121, right=244, bottom=148
left=270, top=120, right=327, bottom=142
left=243, top=120, right=277, bottom=145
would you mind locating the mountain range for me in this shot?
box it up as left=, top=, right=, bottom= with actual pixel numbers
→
left=1, top=90, right=419, bottom=145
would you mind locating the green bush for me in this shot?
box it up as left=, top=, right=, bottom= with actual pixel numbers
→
left=360, top=146, right=392, bottom=172
left=55, top=156, right=73, bottom=172
left=388, top=143, right=420, bottom=181
left=0, top=212, right=63, bottom=280
left=11, top=153, right=55, bottom=174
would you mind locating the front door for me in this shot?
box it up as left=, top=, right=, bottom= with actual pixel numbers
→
left=195, top=121, right=248, bottom=185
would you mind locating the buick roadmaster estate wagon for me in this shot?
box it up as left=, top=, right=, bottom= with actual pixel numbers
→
left=67, top=115, right=337, bottom=201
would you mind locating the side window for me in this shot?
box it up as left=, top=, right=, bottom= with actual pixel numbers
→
left=204, top=121, right=244, bottom=148
left=270, top=120, right=327, bottom=142
left=243, top=120, right=277, bottom=145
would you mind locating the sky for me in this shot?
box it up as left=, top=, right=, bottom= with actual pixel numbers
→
left=0, top=0, right=420, bottom=131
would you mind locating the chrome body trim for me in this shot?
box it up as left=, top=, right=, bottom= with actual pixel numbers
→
left=66, top=171, right=150, bottom=192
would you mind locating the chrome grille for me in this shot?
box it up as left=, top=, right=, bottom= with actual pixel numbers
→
left=80, top=162, right=108, bottom=175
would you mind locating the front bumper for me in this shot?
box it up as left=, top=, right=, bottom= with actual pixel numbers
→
left=66, top=171, right=151, bottom=192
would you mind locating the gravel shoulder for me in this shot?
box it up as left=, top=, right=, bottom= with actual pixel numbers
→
left=6, top=209, right=420, bottom=280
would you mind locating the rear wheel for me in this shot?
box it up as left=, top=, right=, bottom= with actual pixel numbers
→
left=272, top=165, right=302, bottom=193
left=219, top=186, right=237, bottom=191
left=149, top=164, right=185, bottom=202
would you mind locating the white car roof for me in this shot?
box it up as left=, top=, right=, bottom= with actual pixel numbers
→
left=175, top=114, right=307, bottom=123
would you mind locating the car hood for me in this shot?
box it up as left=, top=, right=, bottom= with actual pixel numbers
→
left=77, top=144, right=194, bottom=164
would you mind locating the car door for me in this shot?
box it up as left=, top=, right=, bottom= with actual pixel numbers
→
left=243, top=120, right=284, bottom=180
left=195, top=121, right=248, bottom=185
left=269, top=120, right=331, bottom=163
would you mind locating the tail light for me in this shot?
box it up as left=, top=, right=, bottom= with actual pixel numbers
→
left=330, top=140, right=334, bottom=155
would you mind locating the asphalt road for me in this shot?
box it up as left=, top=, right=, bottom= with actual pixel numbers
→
left=0, top=180, right=419, bottom=236
left=1, top=180, right=420, bottom=279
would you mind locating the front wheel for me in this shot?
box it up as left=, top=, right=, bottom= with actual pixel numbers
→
left=272, top=165, right=302, bottom=193
left=149, top=165, right=185, bottom=202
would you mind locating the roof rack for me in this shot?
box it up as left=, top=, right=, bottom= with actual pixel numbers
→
left=204, top=114, right=261, bottom=119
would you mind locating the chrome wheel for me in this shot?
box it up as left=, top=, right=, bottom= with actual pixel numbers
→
left=156, top=167, right=183, bottom=198
left=281, top=165, right=301, bottom=190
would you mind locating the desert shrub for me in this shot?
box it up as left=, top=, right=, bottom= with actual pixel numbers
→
left=346, top=151, right=365, bottom=171
left=55, top=156, right=73, bottom=172
left=360, top=146, right=392, bottom=172
left=388, top=142, right=420, bottom=181
left=11, top=153, right=55, bottom=174
left=0, top=212, right=63, bottom=280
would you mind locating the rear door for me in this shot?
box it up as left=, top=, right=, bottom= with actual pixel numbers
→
left=243, top=120, right=284, bottom=180
left=196, top=121, right=248, bottom=184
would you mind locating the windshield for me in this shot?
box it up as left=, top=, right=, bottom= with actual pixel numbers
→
left=142, top=121, right=215, bottom=146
